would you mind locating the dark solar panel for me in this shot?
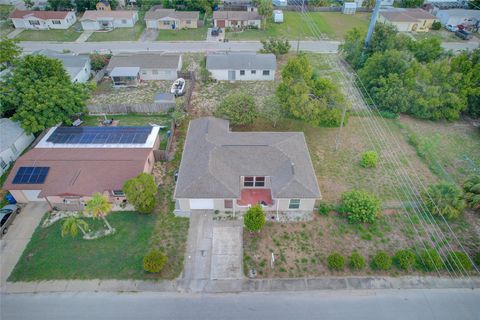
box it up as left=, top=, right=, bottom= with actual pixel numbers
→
left=46, top=126, right=152, bottom=145
left=12, top=167, right=50, bottom=184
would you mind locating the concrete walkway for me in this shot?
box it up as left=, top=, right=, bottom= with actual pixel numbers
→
left=140, top=29, right=159, bottom=42
left=7, top=29, right=23, bottom=39
left=75, top=31, right=93, bottom=43
left=0, top=202, right=48, bottom=285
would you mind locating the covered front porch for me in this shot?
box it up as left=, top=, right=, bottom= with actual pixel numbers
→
left=110, top=67, right=140, bottom=87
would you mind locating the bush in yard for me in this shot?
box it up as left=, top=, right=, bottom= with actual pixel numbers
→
left=418, top=249, right=443, bottom=271
left=123, top=173, right=157, bottom=214
left=318, top=202, right=334, bottom=216
left=143, top=249, right=168, bottom=273
left=259, top=39, right=291, bottom=56
left=89, top=53, right=111, bottom=71
left=431, top=21, right=441, bottom=30
left=349, top=251, right=366, bottom=270
left=327, top=252, right=345, bottom=271
left=372, top=251, right=392, bottom=271
left=244, top=204, right=265, bottom=232
left=394, top=249, right=416, bottom=271
left=360, top=151, right=378, bottom=168
left=463, top=175, right=480, bottom=211
left=340, top=190, right=381, bottom=224
left=422, top=183, right=465, bottom=219
left=446, top=251, right=473, bottom=272
left=474, top=252, right=480, bottom=267
left=215, top=91, right=257, bottom=126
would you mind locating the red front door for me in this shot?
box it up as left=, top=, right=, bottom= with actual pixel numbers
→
left=217, top=19, right=225, bottom=28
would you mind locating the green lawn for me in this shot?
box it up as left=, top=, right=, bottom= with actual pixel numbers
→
left=87, top=20, right=145, bottom=42
left=15, top=23, right=82, bottom=41
left=226, top=12, right=370, bottom=41
left=156, top=25, right=208, bottom=41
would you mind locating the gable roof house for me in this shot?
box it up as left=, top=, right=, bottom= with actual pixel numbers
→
left=0, top=119, right=34, bottom=176
left=436, top=9, right=480, bottom=30
left=213, top=11, right=261, bottom=29
left=4, top=126, right=161, bottom=210
left=10, top=10, right=76, bottom=30
left=174, top=117, right=321, bottom=216
left=206, top=52, right=276, bottom=81
left=378, top=8, right=438, bottom=32
left=80, top=10, right=138, bottom=31
left=106, top=53, right=182, bottom=85
left=145, top=6, right=199, bottom=30
left=34, top=49, right=91, bottom=83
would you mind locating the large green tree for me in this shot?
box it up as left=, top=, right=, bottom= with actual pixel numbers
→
left=47, top=0, right=74, bottom=10
left=0, top=54, right=90, bottom=133
left=257, top=0, right=273, bottom=30
left=408, top=37, right=444, bottom=63
left=123, top=173, right=157, bottom=214
left=0, top=37, right=21, bottom=71
left=451, top=49, right=480, bottom=118
left=339, top=28, right=366, bottom=70
left=215, top=91, right=257, bottom=125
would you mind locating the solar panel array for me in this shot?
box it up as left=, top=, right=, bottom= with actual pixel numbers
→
left=12, top=167, right=50, bottom=184
left=46, top=127, right=151, bottom=145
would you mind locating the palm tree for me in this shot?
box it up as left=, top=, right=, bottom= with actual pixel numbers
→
left=85, top=193, right=114, bottom=232
left=61, top=214, right=89, bottom=238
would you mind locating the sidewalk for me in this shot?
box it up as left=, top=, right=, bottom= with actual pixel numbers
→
left=75, top=31, right=93, bottom=43
left=3, top=276, right=480, bottom=294
left=7, top=29, right=23, bottom=39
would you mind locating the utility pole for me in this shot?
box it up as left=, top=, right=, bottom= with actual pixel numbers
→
left=297, top=0, right=305, bottom=54
left=364, top=0, right=382, bottom=48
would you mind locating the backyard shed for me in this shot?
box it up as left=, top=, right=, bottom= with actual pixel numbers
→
left=342, top=2, right=357, bottom=15
left=154, top=93, right=176, bottom=112
left=273, top=10, right=283, bottom=23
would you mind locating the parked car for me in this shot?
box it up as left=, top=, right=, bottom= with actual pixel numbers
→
left=170, top=78, right=186, bottom=96
left=455, top=29, right=473, bottom=40
left=211, top=27, right=221, bottom=36
left=0, top=204, right=20, bottom=234
left=445, top=24, right=458, bottom=32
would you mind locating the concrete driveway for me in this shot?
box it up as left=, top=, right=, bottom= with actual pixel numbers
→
left=181, top=211, right=243, bottom=291
left=0, top=202, right=48, bottom=285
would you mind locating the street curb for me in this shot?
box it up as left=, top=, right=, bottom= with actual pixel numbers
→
left=2, top=276, right=479, bottom=294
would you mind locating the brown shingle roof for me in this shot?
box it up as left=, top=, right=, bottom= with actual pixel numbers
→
left=380, top=8, right=436, bottom=23
left=145, top=7, right=199, bottom=20
left=80, top=10, right=137, bottom=21
left=213, top=11, right=261, bottom=21
left=4, top=148, right=151, bottom=197
left=10, top=10, right=70, bottom=20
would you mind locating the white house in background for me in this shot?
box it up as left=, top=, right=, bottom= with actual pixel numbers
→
left=80, top=10, right=138, bottom=30
left=34, top=49, right=91, bottom=83
left=0, top=119, right=34, bottom=176
left=355, top=0, right=394, bottom=7
left=272, top=0, right=287, bottom=6
left=436, top=9, right=480, bottom=29
left=206, top=52, right=276, bottom=81
left=213, top=11, right=261, bottom=28
left=10, top=10, right=76, bottom=30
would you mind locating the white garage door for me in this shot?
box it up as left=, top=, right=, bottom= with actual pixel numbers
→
left=189, top=199, right=214, bottom=210
left=23, top=190, right=46, bottom=202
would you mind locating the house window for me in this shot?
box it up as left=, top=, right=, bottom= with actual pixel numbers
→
left=262, top=70, right=270, bottom=76
left=224, top=200, right=233, bottom=209
left=289, top=199, right=301, bottom=209
left=163, top=21, right=172, bottom=25
left=11, top=144, right=18, bottom=155
left=52, top=20, right=61, bottom=24
left=240, top=70, right=245, bottom=76
left=243, top=176, right=265, bottom=187
left=29, top=20, right=40, bottom=26
left=251, top=70, right=256, bottom=75
left=152, top=69, right=159, bottom=75
left=141, top=70, right=147, bottom=75
left=122, top=19, right=127, bottom=24
left=112, top=190, right=124, bottom=196
left=186, top=20, right=191, bottom=24
left=0, top=159, right=7, bottom=170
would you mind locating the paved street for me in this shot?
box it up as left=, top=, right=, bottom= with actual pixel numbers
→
left=0, top=202, right=48, bottom=285
left=18, top=40, right=341, bottom=54
left=2, top=289, right=479, bottom=320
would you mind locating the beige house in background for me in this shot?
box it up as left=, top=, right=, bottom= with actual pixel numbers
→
left=174, top=117, right=321, bottom=217
left=213, top=11, right=261, bottom=29
left=378, top=8, right=438, bottom=32
left=145, top=6, right=199, bottom=30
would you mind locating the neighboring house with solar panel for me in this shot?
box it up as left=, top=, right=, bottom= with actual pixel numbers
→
left=206, top=52, right=276, bottom=81
left=106, top=53, right=182, bottom=85
left=3, top=126, right=160, bottom=210
left=173, top=117, right=321, bottom=216
left=33, top=49, right=91, bottom=83
left=0, top=119, right=35, bottom=176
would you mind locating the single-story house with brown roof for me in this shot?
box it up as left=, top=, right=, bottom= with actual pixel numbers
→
left=213, top=11, right=261, bottom=29
left=3, top=126, right=161, bottom=210
left=145, top=7, right=199, bottom=30
left=80, top=10, right=138, bottom=31
left=10, top=10, right=77, bottom=30
left=378, top=8, right=438, bottom=32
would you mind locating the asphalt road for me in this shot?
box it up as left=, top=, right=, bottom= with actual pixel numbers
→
left=2, top=289, right=479, bottom=320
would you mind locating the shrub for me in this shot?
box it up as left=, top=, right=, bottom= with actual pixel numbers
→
left=446, top=251, right=473, bottom=272
left=474, top=252, right=480, bottom=267
left=394, top=249, right=416, bottom=271
left=418, top=249, right=443, bottom=272
left=244, top=204, right=266, bottom=232
left=378, top=110, right=400, bottom=119
left=259, top=38, right=291, bottom=56
left=215, top=91, right=257, bottom=126
left=431, top=21, right=441, bottom=30
left=318, top=202, right=334, bottom=216
left=463, top=175, right=480, bottom=211
left=90, top=53, right=111, bottom=71
left=327, top=252, right=345, bottom=271
left=372, top=251, right=392, bottom=271
left=341, top=190, right=381, bottom=224
left=349, top=251, right=366, bottom=270
left=123, top=173, right=157, bottom=214
left=422, top=183, right=465, bottom=219
left=143, top=249, right=168, bottom=273
left=360, top=150, right=379, bottom=168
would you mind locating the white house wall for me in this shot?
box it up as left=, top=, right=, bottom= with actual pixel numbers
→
left=72, top=60, right=91, bottom=83
left=81, top=20, right=100, bottom=30
left=0, top=132, right=34, bottom=176
left=139, top=68, right=178, bottom=80
left=209, top=68, right=275, bottom=81
left=12, top=12, right=76, bottom=30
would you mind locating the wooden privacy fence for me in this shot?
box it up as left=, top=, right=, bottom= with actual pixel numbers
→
left=87, top=103, right=172, bottom=114
left=154, top=120, right=177, bottom=161
left=92, top=68, right=107, bottom=84
left=219, top=4, right=371, bottom=12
